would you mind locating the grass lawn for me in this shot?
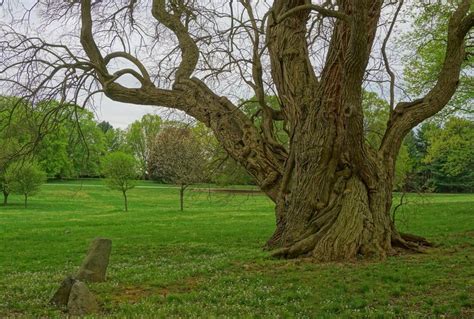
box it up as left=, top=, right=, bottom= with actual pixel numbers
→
left=0, top=181, right=473, bottom=318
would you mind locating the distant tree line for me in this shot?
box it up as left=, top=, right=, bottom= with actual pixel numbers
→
left=1, top=94, right=473, bottom=206
left=0, top=96, right=253, bottom=208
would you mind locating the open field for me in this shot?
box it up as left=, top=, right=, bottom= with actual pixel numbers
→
left=0, top=181, right=473, bottom=318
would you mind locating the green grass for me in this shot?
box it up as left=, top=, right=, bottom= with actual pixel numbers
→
left=0, top=181, right=473, bottom=318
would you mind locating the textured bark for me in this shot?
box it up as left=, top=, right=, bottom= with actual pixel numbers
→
left=262, top=0, right=401, bottom=261
left=74, top=0, right=473, bottom=261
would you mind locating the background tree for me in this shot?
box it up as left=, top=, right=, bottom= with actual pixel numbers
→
left=104, top=127, right=127, bottom=153
left=423, top=117, right=474, bottom=193
left=36, top=121, right=72, bottom=178
left=149, top=125, right=207, bottom=211
left=192, top=122, right=253, bottom=186
left=67, top=110, right=106, bottom=178
left=0, top=97, right=35, bottom=205
left=98, top=121, right=113, bottom=134
left=102, top=152, right=138, bottom=212
left=126, top=114, right=162, bottom=179
left=0, top=139, right=19, bottom=205
left=1, top=0, right=472, bottom=260
left=34, top=106, right=106, bottom=178
left=5, top=162, right=47, bottom=208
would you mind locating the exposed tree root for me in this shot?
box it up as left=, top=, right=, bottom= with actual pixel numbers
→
left=269, top=231, right=433, bottom=261
left=271, top=233, right=319, bottom=259
left=400, top=233, right=433, bottom=247
left=391, top=232, right=433, bottom=255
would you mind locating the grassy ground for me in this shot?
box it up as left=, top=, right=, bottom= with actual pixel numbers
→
left=0, top=181, right=473, bottom=318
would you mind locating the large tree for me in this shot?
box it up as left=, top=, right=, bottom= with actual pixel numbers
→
left=1, top=1, right=473, bottom=261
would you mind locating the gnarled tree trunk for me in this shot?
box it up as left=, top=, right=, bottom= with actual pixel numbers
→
left=258, top=0, right=398, bottom=260
left=266, top=136, right=398, bottom=261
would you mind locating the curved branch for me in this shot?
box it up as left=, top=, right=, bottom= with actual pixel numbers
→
left=151, top=0, right=199, bottom=82
left=80, top=0, right=108, bottom=79
left=107, top=68, right=147, bottom=87
left=104, top=51, right=152, bottom=84
left=275, top=4, right=349, bottom=24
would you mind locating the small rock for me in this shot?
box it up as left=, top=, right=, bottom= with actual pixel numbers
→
left=77, top=238, right=112, bottom=282
left=50, top=276, right=76, bottom=306
left=67, top=281, right=99, bottom=316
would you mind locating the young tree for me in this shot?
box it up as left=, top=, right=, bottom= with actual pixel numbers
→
left=0, top=139, right=19, bottom=205
left=1, top=1, right=473, bottom=260
left=149, top=125, right=207, bottom=211
left=0, top=97, right=35, bottom=205
left=0, top=175, right=10, bottom=205
left=102, top=152, right=138, bottom=212
left=5, top=162, right=47, bottom=208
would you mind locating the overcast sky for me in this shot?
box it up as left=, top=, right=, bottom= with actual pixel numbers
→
left=0, top=1, right=420, bottom=129
left=92, top=95, right=160, bottom=129
left=0, top=0, right=176, bottom=129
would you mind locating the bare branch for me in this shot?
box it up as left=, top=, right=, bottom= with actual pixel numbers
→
left=381, top=0, right=404, bottom=111
left=275, top=4, right=349, bottom=24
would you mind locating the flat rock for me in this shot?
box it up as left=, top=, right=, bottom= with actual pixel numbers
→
left=67, top=281, right=99, bottom=316
left=77, top=238, right=112, bottom=282
left=50, top=276, right=76, bottom=306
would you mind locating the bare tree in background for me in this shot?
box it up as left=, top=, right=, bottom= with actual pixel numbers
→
left=0, top=0, right=472, bottom=261
left=149, top=125, right=207, bottom=211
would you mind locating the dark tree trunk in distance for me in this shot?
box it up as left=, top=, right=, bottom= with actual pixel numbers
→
left=179, top=185, right=185, bottom=212
left=123, top=190, right=128, bottom=212
left=3, top=191, right=8, bottom=206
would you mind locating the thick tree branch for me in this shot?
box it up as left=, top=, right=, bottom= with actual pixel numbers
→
left=151, top=0, right=199, bottom=82
left=78, top=0, right=284, bottom=201
left=80, top=0, right=108, bottom=80
left=267, top=0, right=319, bottom=126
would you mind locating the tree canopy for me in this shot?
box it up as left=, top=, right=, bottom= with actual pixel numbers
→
left=4, top=161, right=47, bottom=208
left=102, top=151, right=138, bottom=212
